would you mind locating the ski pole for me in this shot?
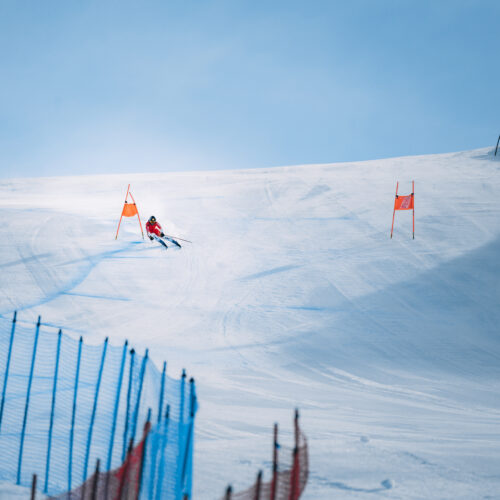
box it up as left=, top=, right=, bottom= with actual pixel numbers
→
left=164, top=234, right=192, bottom=244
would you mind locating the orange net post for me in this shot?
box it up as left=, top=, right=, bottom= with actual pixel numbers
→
left=115, top=185, right=144, bottom=240
left=390, top=181, right=415, bottom=239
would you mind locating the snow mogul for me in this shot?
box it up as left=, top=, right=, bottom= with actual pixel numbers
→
left=146, top=216, right=181, bottom=248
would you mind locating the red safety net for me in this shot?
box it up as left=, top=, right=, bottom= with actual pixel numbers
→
left=49, top=422, right=150, bottom=500
left=224, top=412, right=308, bottom=500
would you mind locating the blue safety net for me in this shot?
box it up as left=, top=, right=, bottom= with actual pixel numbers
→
left=140, top=377, right=197, bottom=500
left=0, top=313, right=197, bottom=499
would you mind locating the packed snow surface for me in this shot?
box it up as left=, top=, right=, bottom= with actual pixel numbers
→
left=1, top=148, right=500, bottom=499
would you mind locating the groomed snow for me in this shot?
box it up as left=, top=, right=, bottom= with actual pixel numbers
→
left=1, top=147, right=500, bottom=499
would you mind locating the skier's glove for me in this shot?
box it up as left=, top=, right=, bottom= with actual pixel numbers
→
left=160, top=232, right=165, bottom=237
left=149, top=236, right=153, bottom=241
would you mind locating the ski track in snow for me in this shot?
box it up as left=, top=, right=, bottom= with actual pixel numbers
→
left=0, top=148, right=500, bottom=498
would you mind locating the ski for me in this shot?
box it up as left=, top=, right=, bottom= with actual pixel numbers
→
left=150, top=234, right=181, bottom=250
left=152, top=235, right=168, bottom=249
left=162, top=236, right=181, bottom=248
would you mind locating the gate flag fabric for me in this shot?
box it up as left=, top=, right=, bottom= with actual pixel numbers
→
left=121, top=203, right=139, bottom=217
left=390, top=181, right=415, bottom=239
left=115, top=185, right=144, bottom=240
left=394, top=193, right=414, bottom=210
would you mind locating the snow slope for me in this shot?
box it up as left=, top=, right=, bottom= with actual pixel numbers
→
left=1, top=148, right=500, bottom=499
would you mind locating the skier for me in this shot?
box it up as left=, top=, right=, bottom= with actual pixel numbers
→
left=146, top=215, right=164, bottom=240
left=146, top=216, right=182, bottom=248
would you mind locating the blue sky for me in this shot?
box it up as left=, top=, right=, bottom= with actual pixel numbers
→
left=0, top=0, right=499, bottom=178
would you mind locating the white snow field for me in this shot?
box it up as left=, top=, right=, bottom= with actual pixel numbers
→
left=1, top=147, right=500, bottom=499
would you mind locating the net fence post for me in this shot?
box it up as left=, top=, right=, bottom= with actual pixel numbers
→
left=31, top=473, right=37, bottom=500
left=154, top=405, right=170, bottom=500
left=290, top=449, right=298, bottom=500
left=294, top=409, right=299, bottom=454
left=123, top=348, right=136, bottom=461
left=289, top=409, right=301, bottom=500
left=157, top=361, right=166, bottom=425
left=175, top=369, right=187, bottom=498
left=83, top=337, right=109, bottom=484
left=148, top=361, right=167, bottom=500
left=117, top=438, right=134, bottom=500
left=180, top=378, right=196, bottom=497
left=17, top=316, right=41, bottom=485
left=179, top=369, right=186, bottom=425
left=91, top=459, right=100, bottom=500
left=44, top=329, right=62, bottom=494
left=255, top=470, right=262, bottom=500
left=0, top=311, right=17, bottom=434
left=131, top=349, right=148, bottom=445
left=271, top=423, right=278, bottom=500
left=136, top=409, right=152, bottom=500
left=68, top=336, right=83, bottom=492
left=107, top=340, right=128, bottom=474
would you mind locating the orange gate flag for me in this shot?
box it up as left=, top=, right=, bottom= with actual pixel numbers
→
left=115, top=184, right=144, bottom=240
left=121, top=202, right=138, bottom=217
left=390, top=181, right=415, bottom=239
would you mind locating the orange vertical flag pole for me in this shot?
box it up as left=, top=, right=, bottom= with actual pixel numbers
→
left=412, top=180, right=415, bottom=239
left=390, top=182, right=398, bottom=239
left=128, top=190, right=144, bottom=239
left=115, top=184, right=131, bottom=240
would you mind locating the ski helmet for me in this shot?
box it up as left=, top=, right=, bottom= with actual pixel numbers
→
left=149, top=215, right=156, bottom=224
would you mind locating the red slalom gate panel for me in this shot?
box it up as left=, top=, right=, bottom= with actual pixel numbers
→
left=394, top=194, right=414, bottom=210
left=390, top=181, right=415, bottom=239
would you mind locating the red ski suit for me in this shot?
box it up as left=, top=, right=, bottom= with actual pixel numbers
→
left=146, top=221, right=163, bottom=237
